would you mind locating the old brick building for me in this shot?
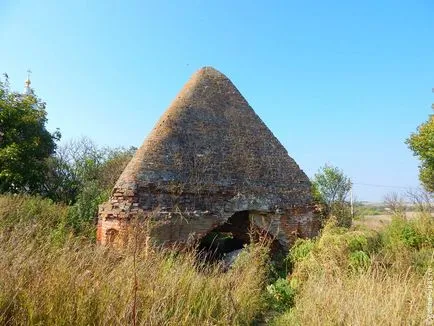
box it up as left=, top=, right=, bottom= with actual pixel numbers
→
left=97, top=67, right=319, bottom=250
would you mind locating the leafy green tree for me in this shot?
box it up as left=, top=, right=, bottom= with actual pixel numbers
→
left=313, top=164, right=352, bottom=208
left=406, top=109, right=434, bottom=193
left=312, top=164, right=352, bottom=227
left=0, top=77, right=60, bottom=194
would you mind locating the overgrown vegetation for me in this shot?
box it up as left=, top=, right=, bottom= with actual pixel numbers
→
left=52, top=138, right=135, bottom=237
left=270, top=212, right=433, bottom=325
left=0, top=77, right=136, bottom=239
left=0, top=195, right=269, bottom=325
left=0, top=194, right=431, bottom=325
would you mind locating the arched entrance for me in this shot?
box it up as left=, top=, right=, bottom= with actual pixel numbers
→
left=198, top=210, right=286, bottom=263
left=198, top=211, right=251, bottom=261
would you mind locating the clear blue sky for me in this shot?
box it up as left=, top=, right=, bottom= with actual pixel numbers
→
left=1, top=0, right=433, bottom=201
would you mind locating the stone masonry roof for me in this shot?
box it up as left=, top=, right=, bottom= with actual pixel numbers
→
left=114, top=66, right=312, bottom=210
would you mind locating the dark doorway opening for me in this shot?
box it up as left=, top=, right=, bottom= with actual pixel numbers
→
left=198, top=211, right=251, bottom=261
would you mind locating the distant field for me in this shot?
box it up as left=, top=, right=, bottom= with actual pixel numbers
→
left=354, top=211, right=433, bottom=231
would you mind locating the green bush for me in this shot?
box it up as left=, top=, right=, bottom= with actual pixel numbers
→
left=266, top=278, right=296, bottom=312
left=330, top=202, right=353, bottom=228
left=289, top=238, right=315, bottom=264
left=349, top=250, right=371, bottom=272
left=67, top=181, right=109, bottom=239
left=288, top=219, right=383, bottom=284
left=345, top=232, right=369, bottom=252
left=383, top=215, right=434, bottom=250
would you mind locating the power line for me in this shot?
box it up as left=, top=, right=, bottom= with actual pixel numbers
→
left=353, top=182, right=413, bottom=190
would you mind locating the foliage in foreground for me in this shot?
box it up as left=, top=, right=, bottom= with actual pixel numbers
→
left=271, top=215, right=434, bottom=325
left=0, top=195, right=268, bottom=325
left=1, top=195, right=433, bottom=325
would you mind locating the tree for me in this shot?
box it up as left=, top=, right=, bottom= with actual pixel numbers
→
left=42, top=137, right=136, bottom=236
left=312, top=164, right=352, bottom=227
left=406, top=109, right=434, bottom=193
left=0, top=77, right=60, bottom=194
left=43, top=137, right=136, bottom=204
left=383, top=192, right=406, bottom=216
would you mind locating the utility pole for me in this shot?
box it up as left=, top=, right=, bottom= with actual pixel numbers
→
left=350, top=185, right=354, bottom=219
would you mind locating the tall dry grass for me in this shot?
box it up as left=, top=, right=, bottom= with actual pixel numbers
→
left=275, top=262, right=428, bottom=325
left=272, top=215, right=434, bottom=325
left=1, top=194, right=433, bottom=325
left=0, top=195, right=269, bottom=325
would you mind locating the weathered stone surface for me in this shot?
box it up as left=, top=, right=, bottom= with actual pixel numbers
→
left=97, top=67, right=320, bottom=249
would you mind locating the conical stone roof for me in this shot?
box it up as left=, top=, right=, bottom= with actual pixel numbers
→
left=98, top=67, right=316, bottom=247
left=116, top=67, right=311, bottom=206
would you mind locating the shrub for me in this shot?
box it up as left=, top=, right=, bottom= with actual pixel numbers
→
left=2, top=195, right=432, bottom=325
left=348, top=250, right=371, bottom=272
left=272, top=214, right=432, bottom=325
left=44, top=138, right=135, bottom=236
left=266, top=278, right=296, bottom=312
left=383, top=214, right=434, bottom=250
left=289, top=238, right=315, bottom=264
left=330, top=202, right=353, bottom=228
left=67, top=181, right=108, bottom=239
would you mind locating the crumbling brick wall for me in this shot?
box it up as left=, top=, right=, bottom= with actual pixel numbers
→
left=97, top=67, right=320, bottom=249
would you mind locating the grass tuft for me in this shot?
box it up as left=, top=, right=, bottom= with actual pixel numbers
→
left=0, top=195, right=268, bottom=325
